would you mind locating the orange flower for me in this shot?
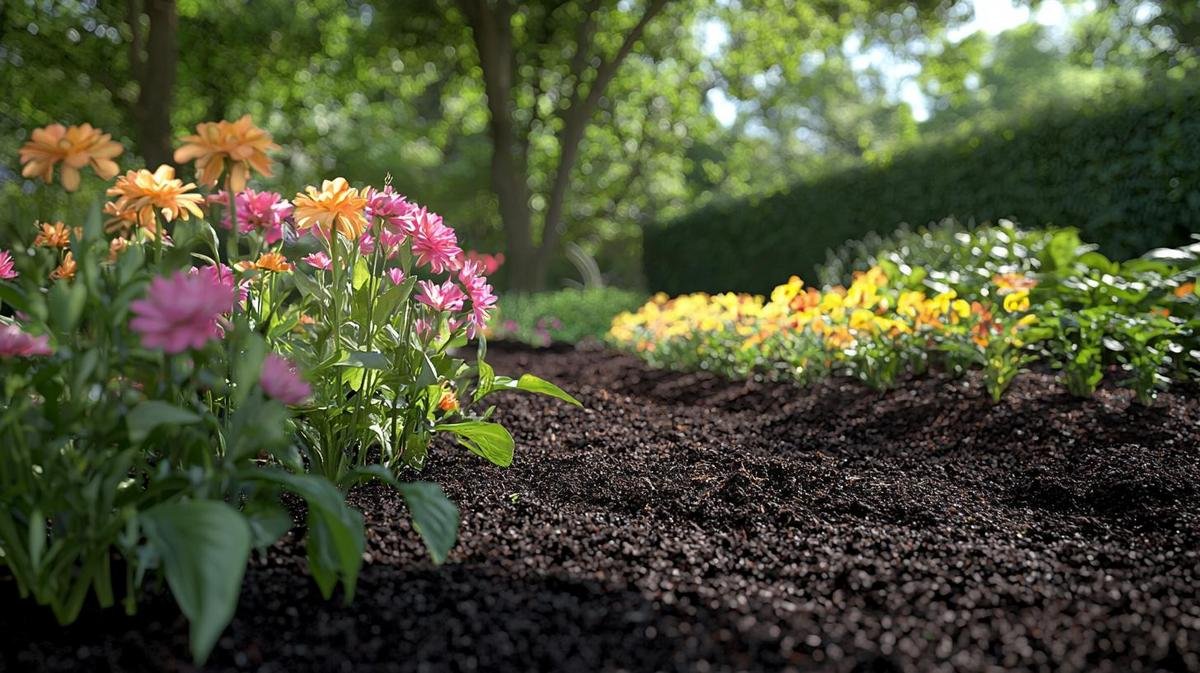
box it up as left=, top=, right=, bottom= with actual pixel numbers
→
left=33, top=221, right=76, bottom=249
left=237, top=251, right=294, bottom=273
left=993, top=273, right=1038, bottom=295
left=173, top=115, right=278, bottom=192
left=19, top=123, right=123, bottom=191
left=1174, top=282, right=1195, bottom=299
left=438, top=390, right=459, bottom=412
left=103, top=201, right=141, bottom=236
left=293, top=178, right=369, bottom=239
left=108, top=237, right=130, bottom=262
left=51, top=251, right=77, bottom=281
left=105, top=165, right=204, bottom=238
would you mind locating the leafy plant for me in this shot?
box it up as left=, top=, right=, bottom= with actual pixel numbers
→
left=0, top=118, right=579, bottom=663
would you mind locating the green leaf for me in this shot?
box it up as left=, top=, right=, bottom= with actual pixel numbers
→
left=397, top=482, right=459, bottom=564
left=232, top=333, right=268, bottom=407
left=0, top=282, right=31, bottom=314
left=352, top=258, right=371, bottom=290
left=47, top=280, right=87, bottom=334
left=337, top=350, right=391, bottom=370
left=245, top=471, right=364, bottom=601
left=340, top=468, right=460, bottom=565
left=127, top=401, right=203, bottom=443
left=438, top=420, right=515, bottom=467
left=513, top=374, right=582, bottom=406
left=141, top=501, right=251, bottom=665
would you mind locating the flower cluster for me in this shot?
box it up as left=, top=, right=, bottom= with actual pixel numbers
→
left=4, top=117, right=578, bottom=665
left=611, top=267, right=1043, bottom=394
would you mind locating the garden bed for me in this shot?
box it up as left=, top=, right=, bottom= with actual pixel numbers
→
left=5, top=342, right=1200, bottom=673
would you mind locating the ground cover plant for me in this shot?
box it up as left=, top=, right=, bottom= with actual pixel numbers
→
left=613, top=221, right=1200, bottom=402
left=0, top=119, right=578, bottom=664
left=489, top=287, right=646, bottom=346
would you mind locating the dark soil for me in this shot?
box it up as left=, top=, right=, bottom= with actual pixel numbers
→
left=4, top=343, right=1200, bottom=673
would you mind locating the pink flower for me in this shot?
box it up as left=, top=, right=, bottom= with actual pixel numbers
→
left=192, top=263, right=250, bottom=305
left=302, top=252, right=332, bottom=271
left=387, top=268, right=406, bottom=285
left=130, top=271, right=235, bottom=353
left=410, top=208, right=462, bottom=273
left=465, top=250, right=504, bottom=275
left=211, top=189, right=293, bottom=245
left=0, top=250, right=17, bottom=280
left=379, top=228, right=406, bottom=257
left=260, top=353, right=312, bottom=405
left=416, top=279, right=466, bottom=313
left=458, top=261, right=498, bottom=337
left=366, top=186, right=416, bottom=235
left=0, top=324, right=52, bottom=357
left=359, top=233, right=376, bottom=255
left=414, top=318, right=434, bottom=338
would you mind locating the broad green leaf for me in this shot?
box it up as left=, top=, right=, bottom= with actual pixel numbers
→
left=438, top=420, right=514, bottom=467
left=487, top=373, right=582, bottom=406
left=397, top=482, right=459, bottom=564
left=127, top=401, right=203, bottom=443
left=47, top=280, right=87, bottom=334
left=341, top=468, right=460, bottom=564
left=232, top=333, right=268, bottom=407
left=246, top=471, right=364, bottom=601
left=337, top=350, right=390, bottom=370
left=513, top=374, right=582, bottom=406
left=0, top=282, right=31, bottom=314
left=141, top=501, right=251, bottom=665
left=352, top=258, right=371, bottom=290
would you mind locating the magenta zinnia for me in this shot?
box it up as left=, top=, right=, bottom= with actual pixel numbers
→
left=210, top=189, right=293, bottom=245
left=260, top=353, right=312, bottom=406
left=130, top=271, right=235, bottom=353
left=0, top=324, right=52, bottom=358
left=302, top=252, right=332, bottom=271
left=0, top=250, right=17, bottom=280
left=410, top=208, right=462, bottom=273
left=416, top=279, right=467, bottom=313
left=459, top=260, right=498, bottom=337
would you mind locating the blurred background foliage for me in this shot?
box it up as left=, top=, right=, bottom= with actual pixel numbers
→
left=1, top=0, right=1196, bottom=294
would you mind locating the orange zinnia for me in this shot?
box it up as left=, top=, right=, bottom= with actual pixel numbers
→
left=51, top=252, right=77, bottom=281
left=105, top=165, right=204, bottom=238
left=19, top=123, right=123, bottom=192
left=33, top=221, right=75, bottom=248
left=293, top=178, right=369, bottom=240
left=237, top=251, right=294, bottom=273
left=174, top=115, right=278, bottom=192
left=108, top=237, right=130, bottom=262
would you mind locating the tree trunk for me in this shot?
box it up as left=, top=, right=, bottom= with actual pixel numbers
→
left=130, top=0, right=178, bottom=168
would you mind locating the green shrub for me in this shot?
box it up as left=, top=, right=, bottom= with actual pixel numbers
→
left=492, top=287, right=646, bottom=345
left=646, top=81, right=1200, bottom=295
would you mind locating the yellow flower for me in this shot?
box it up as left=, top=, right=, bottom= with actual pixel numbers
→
left=51, top=251, right=77, bottom=281
left=849, top=308, right=877, bottom=332
left=1003, top=290, right=1031, bottom=313
left=173, top=115, right=278, bottom=192
left=105, top=165, right=205, bottom=238
left=293, top=178, right=369, bottom=239
left=238, top=251, right=294, bottom=273
left=33, top=221, right=76, bottom=249
left=19, top=123, right=123, bottom=191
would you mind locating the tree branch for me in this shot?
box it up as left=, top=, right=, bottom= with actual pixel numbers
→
left=537, top=0, right=670, bottom=261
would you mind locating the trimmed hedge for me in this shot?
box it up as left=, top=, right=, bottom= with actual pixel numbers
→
left=645, top=82, right=1200, bottom=295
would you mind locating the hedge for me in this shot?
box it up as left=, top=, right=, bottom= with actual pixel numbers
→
left=645, top=81, right=1200, bottom=295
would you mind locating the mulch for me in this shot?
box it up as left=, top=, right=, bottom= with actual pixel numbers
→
left=4, top=342, right=1199, bottom=673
